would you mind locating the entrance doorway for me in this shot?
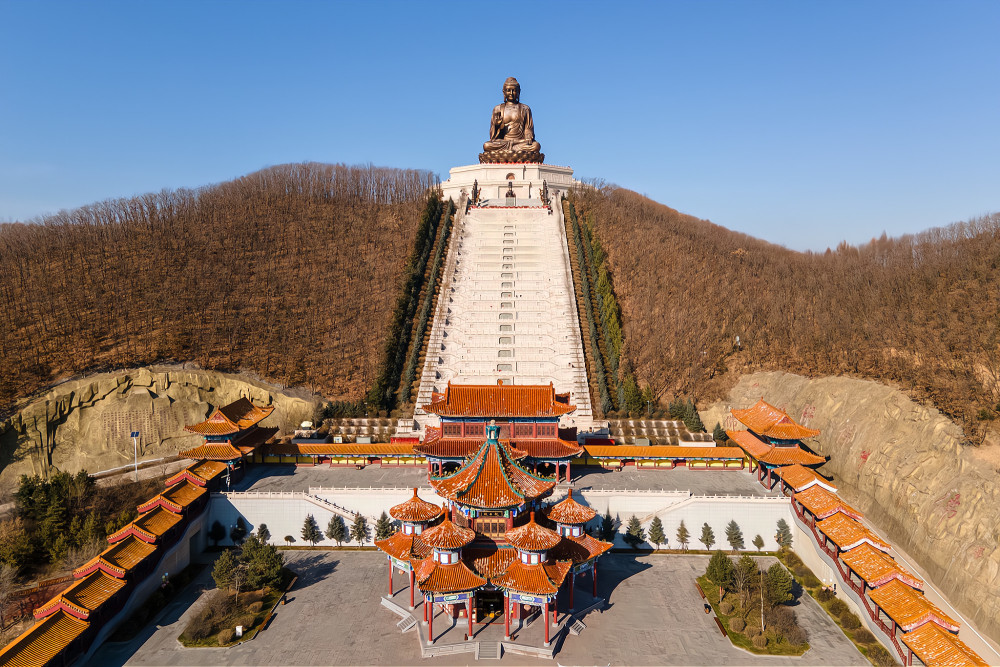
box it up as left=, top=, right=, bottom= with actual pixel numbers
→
left=476, top=590, right=504, bottom=623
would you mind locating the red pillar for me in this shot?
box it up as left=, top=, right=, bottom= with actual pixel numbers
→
left=504, top=593, right=510, bottom=639
left=423, top=596, right=428, bottom=621
left=552, top=595, right=558, bottom=625
left=428, top=599, right=434, bottom=644
left=467, top=598, right=472, bottom=638
left=388, top=561, right=393, bottom=597
left=593, top=563, right=598, bottom=596
left=569, top=572, right=575, bottom=611
left=554, top=463, right=559, bottom=483
left=566, top=460, right=571, bottom=481
left=409, top=569, right=415, bottom=609
left=543, top=601, right=550, bottom=645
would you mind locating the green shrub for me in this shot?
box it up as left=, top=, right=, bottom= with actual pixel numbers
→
left=816, top=587, right=835, bottom=602
left=782, top=551, right=803, bottom=568
left=868, top=643, right=896, bottom=667
left=729, top=617, right=745, bottom=632
left=719, top=600, right=734, bottom=615
left=248, top=601, right=264, bottom=613
left=218, top=628, right=236, bottom=645
left=752, top=634, right=768, bottom=649
left=828, top=598, right=848, bottom=616
left=745, top=622, right=761, bottom=638
left=840, top=611, right=861, bottom=630
left=801, top=573, right=822, bottom=589
left=792, top=564, right=809, bottom=577
left=853, top=628, right=876, bottom=644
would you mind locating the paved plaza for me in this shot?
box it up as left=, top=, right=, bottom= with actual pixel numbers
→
left=236, top=464, right=778, bottom=498
left=92, top=551, right=865, bottom=666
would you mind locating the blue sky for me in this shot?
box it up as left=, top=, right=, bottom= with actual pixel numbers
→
left=1, top=1, right=997, bottom=251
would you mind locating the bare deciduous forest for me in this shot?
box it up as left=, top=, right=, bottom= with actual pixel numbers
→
left=574, top=185, right=1000, bottom=441
left=0, top=163, right=436, bottom=411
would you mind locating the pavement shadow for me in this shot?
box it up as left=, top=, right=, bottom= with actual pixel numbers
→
left=289, top=553, right=339, bottom=587
left=233, top=464, right=296, bottom=490
left=598, top=552, right=653, bottom=603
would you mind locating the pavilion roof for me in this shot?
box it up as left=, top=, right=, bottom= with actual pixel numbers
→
left=107, top=506, right=183, bottom=544
left=34, top=570, right=126, bottom=620
left=178, top=441, right=244, bottom=461
left=374, top=532, right=431, bottom=563
left=165, top=459, right=228, bottom=487
left=868, top=580, right=959, bottom=632
left=774, top=464, right=837, bottom=493
left=794, top=486, right=863, bottom=521
left=412, top=557, right=486, bottom=594
left=413, top=437, right=528, bottom=460
left=417, top=511, right=476, bottom=550
left=266, top=442, right=417, bottom=457
left=0, top=609, right=89, bottom=667
left=73, top=535, right=158, bottom=579
left=546, top=489, right=597, bottom=525
left=816, top=514, right=891, bottom=553
left=430, top=436, right=555, bottom=510
left=232, top=426, right=279, bottom=450
left=490, top=559, right=572, bottom=596
left=549, top=533, right=613, bottom=564
left=901, top=622, right=988, bottom=667
left=389, top=489, right=443, bottom=523
left=727, top=430, right=826, bottom=466
left=137, top=479, right=207, bottom=514
left=421, top=382, right=576, bottom=419
left=839, top=543, right=923, bottom=590
left=584, top=444, right=745, bottom=460
left=505, top=513, right=562, bottom=552
left=184, top=397, right=274, bottom=436
left=731, top=399, right=820, bottom=440
left=465, top=543, right=519, bottom=578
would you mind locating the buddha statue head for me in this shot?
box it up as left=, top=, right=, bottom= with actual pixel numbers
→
left=502, top=77, right=521, bottom=104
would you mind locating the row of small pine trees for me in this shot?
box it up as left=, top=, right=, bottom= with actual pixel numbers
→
left=597, top=513, right=794, bottom=552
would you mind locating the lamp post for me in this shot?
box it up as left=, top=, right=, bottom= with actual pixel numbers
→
left=130, top=431, right=140, bottom=481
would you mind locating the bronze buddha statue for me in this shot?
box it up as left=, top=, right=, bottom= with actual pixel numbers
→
left=479, top=77, right=544, bottom=164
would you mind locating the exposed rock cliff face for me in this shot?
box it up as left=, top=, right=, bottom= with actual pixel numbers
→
left=0, top=367, right=318, bottom=488
left=703, top=371, right=1000, bottom=643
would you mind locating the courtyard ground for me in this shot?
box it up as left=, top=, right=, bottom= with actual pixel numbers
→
left=235, top=464, right=779, bottom=498
left=90, top=551, right=866, bottom=667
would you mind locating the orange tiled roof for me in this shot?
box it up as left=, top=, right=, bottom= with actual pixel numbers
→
left=727, top=430, right=825, bottom=466
left=549, top=533, right=614, bottom=564
left=137, top=479, right=207, bottom=514
left=794, top=486, right=863, bottom=521
left=466, top=544, right=519, bottom=578
left=178, top=442, right=243, bottom=461
left=184, top=398, right=274, bottom=436
left=869, top=580, right=959, bottom=632
left=568, top=533, right=613, bottom=560
left=413, top=557, right=486, bottom=593
left=413, top=438, right=528, bottom=460
left=731, top=399, right=820, bottom=440
left=421, top=382, right=576, bottom=418
left=374, top=531, right=431, bottom=563
left=73, top=535, right=158, bottom=579
left=505, top=513, right=561, bottom=551
left=418, top=512, right=476, bottom=550
left=901, top=622, right=989, bottom=666
left=774, top=464, right=837, bottom=493
left=816, top=514, right=891, bottom=553
left=34, top=570, right=126, bottom=620
left=0, top=609, right=89, bottom=667
left=547, top=489, right=597, bottom=525
left=431, top=437, right=555, bottom=510
left=232, top=425, right=279, bottom=450
left=584, top=444, right=745, bottom=460
left=840, top=543, right=923, bottom=590
left=266, top=442, right=417, bottom=457
left=389, top=489, right=443, bottom=523
left=491, top=559, right=572, bottom=596
left=165, top=459, right=228, bottom=487
left=107, top=506, right=183, bottom=544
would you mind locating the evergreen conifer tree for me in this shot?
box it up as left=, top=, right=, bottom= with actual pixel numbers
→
left=699, top=522, right=715, bottom=550
left=712, top=422, right=728, bottom=443
left=212, top=548, right=238, bottom=591
left=725, top=520, right=744, bottom=552
left=374, top=511, right=394, bottom=541
left=676, top=519, right=690, bottom=550
left=775, top=519, right=793, bottom=549
left=257, top=523, right=271, bottom=543
left=752, top=534, right=765, bottom=552
left=765, top=562, right=793, bottom=607
left=623, top=515, right=646, bottom=549
left=301, top=514, right=322, bottom=546
left=683, top=399, right=706, bottom=432
left=351, top=514, right=370, bottom=545
left=647, top=516, right=665, bottom=549
left=326, top=515, right=348, bottom=546
left=706, top=550, right=734, bottom=599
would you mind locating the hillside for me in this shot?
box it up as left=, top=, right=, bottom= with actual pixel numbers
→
left=572, top=185, right=1000, bottom=441
left=0, top=163, right=436, bottom=412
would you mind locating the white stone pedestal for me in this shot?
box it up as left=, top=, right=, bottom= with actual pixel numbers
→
left=440, top=162, right=579, bottom=204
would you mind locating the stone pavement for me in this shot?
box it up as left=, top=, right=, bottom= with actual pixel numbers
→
left=101, top=551, right=865, bottom=666
left=237, top=464, right=777, bottom=498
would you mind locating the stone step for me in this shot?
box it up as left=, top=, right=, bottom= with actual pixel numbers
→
left=397, top=616, right=417, bottom=633
left=477, top=641, right=502, bottom=660
left=569, top=619, right=587, bottom=635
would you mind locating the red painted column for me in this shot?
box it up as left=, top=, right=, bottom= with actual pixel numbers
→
left=409, top=569, right=415, bottom=609
left=554, top=463, right=559, bottom=483
left=429, top=598, right=434, bottom=643
left=504, top=593, right=510, bottom=639
left=467, top=598, right=472, bottom=638
left=543, top=601, right=550, bottom=645
left=552, top=595, right=558, bottom=625
left=566, top=461, right=571, bottom=482
left=423, top=595, right=428, bottom=621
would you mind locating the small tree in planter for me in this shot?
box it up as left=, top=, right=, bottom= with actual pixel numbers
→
left=325, top=515, right=347, bottom=546
left=676, top=519, right=690, bottom=550
left=647, top=516, right=665, bottom=549
left=699, top=523, right=715, bottom=550
left=623, top=515, right=646, bottom=549
left=301, top=514, right=322, bottom=546
left=725, top=520, right=744, bottom=552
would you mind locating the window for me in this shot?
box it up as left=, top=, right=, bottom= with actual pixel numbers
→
left=443, top=423, right=462, bottom=436
left=499, top=336, right=512, bottom=344
left=501, top=292, right=512, bottom=298
left=403, top=524, right=414, bottom=535
left=520, top=551, right=541, bottom=565
left=499, top=313, right=513, bottom=320
left=435, top=550, right=457, bottom=564
left=504, top=232, right=514, bottom=237
left=503, top=264, right=513, bottom=269
left=497, top=363, right=512, bottom=371
left=505, top=172, right=516, bottom=180
left=501, top=282, right=513, bottom=288
left=537, top=423, right=556, bottom=437
left=498, top=350, right=512, bottom=358
left=514, top=423, right=533, bottom=437
left=501, top=273, right=513, bottom=278
left=504, top=225, right=513, bottom=230
left=503, top=239, right=514, bottom=245
left=498, top=377, right=512, bottom=385
left=500, top=324, right=513, bottom=332
left=501, top=302, right=513, bottom=309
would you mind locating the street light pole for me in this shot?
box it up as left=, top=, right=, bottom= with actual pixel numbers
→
left=130, top=431, right=140, bottom=482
